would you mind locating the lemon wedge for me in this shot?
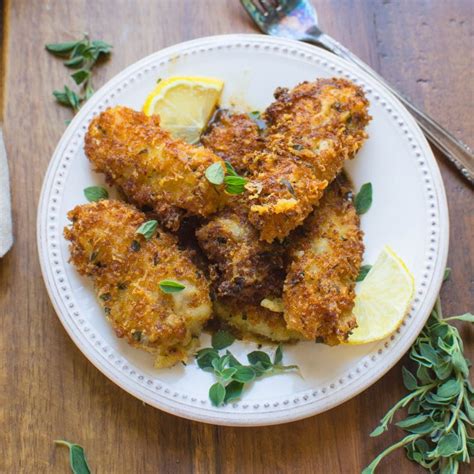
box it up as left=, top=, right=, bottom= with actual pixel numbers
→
left=348, top=246, right=415, bottom=344
left=143, top=76, right=224, bottom=144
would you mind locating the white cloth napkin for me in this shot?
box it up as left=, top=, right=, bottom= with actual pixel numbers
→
left=0, top=127, right=13, bottom=257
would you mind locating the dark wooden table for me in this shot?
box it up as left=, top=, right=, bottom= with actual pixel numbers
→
left=1, top=1, right=472, bottom=472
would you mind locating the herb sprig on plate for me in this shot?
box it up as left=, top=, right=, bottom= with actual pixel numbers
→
left=46, top=35, right=112, bottom=114
left=196, top=331, right=299, bottom=406
left=363, top=275, right=473, bottom=473
left=83, top=185, right=109, bottom=202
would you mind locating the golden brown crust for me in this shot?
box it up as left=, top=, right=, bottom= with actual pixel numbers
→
left=247, top=78, right=371, bottom=242
left=64, top=199, right=212, bottom=367
left=84, top=106, right=227, bottom=231
left=283, top=175, right=364, bottom=344
left=202, top=110, right=264, bottom=173
left=196, top=199, right=285, bottom=303
left=198, top=111, right=286, bottom=302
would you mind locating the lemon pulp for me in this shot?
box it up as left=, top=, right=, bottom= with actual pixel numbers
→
left=348, top=245, right=415, bottom=344
left=143, top=76, right=224, bottom=144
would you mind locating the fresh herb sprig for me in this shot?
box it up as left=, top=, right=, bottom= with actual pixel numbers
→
left=363, top=289, right=473, bottom=473
left=159, top=280, right=186, bottom=293
left=356, top=264, right=372, bottom=282
left=205, top=161, right=247, bottom=195
left=54, top=440, right=91, bottom=474
left=46, top=35, right=112, bottom=113
left=355, top=182, right=373, bottom=215
left=83, top=185, right=108, bottom=202
left=196, top=331, right=299, bottom=406
left=136, top=220, right=158, bottom=240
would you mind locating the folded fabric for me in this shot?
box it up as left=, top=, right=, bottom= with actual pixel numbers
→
left=0, top=127, right=13, bottom=257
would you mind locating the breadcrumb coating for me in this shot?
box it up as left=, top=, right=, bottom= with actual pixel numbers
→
left=202, top=110, right=264, bottom=173
left=84, top=106, right=227, bottom=231
left=283, top=174, right=364, bottom=344
left=199, top=111, right=285, bottom=302
left=196, top=199, right=285, bottom=303
left=64, top=199, right=212, bottom=367
left=247, top=77, right=370, bottom=242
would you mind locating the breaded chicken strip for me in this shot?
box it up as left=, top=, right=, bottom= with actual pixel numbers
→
left=202, top=110, right=264, bottom=173
left=64, top=200, right=212, bottom=368
left=283, top=174, right=364, bottom=344
left=84, top=106, right=227, bottom=231
left=196, top=199, right=285, bottom=303
left=247, top=78, right=370, bottom=242
left=213, top=176, right=362, bottom=345
left=199, top=112, right=285, bottom=302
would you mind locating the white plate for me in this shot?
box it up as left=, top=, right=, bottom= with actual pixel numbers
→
left=37, top=35, right=449, bottom=426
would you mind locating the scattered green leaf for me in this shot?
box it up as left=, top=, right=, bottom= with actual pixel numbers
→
left=211, top=330, right=235, bottom=350
left=46, top=41, right=80, bottom=54
left=247, top=351, right=272, bottom=369
left=159, top=280, right=185, bottom=293
left=224, top=381, right=244, bottom=403
left=205, top=162, right=225, bottom=185
left=54, top=440, right=91, bottom=474
left=206, top=161, right=247, bottom=194
left=209, top=382, right=226, bottom=406
left=136, top=220, right=158, bottom=240
left=356, top=264, right=372, bottom=282
left=83, top=185, right=108, bottom=202
left=355, top=182, right=373, bottom=215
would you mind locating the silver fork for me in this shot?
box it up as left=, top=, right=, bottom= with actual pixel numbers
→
left=241, top=0, right=474, bottom=185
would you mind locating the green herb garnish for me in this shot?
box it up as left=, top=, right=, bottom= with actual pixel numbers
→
left=356, top=264, right=372, bottom=282
left=46, top=35, right=112, bottom=114
left=355, top=182, right=373, bottom=215
left=54, top=440, right=91, bottom=474
left=224, top=175, right=247, bottom=194
left=211, top=330, right=235, bottom=350
left=205, top=161, right=247, bottom=194
left=205, top=162, right=225, bottom=185
left=363, top=294, right=473, bottom=473
left=159, top=280, right=186, bottom=293
left=83, top=186, right=108, bottom=202
left=136, top=220, right=158, bottom=240
left=196, top=336, right=299, bottom=406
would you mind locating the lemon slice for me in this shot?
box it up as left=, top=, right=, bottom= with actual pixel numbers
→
left=143, top=76, right=224, bottom=144
left=348, top=246, right=415, bottom=344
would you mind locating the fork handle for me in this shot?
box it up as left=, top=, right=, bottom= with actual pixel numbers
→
left=307, top=32, right=474, bottom=185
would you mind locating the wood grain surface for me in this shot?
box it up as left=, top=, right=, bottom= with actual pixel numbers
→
left=1, top=1, right=472, bottom=472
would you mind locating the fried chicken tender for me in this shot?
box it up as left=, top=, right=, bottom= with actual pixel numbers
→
left=247, top=78, right=370, bottom=242
left=202, top=110, right=264, bottom=173
left=195, top=199, right=285, bottom=303
left=84, top=106, right=227, bottom=231
left=213, top=175, right=362, bottom=345
left=64, top=200, right=212, bottom=368
left=198, top=112, right=285, bottom=302
left=283, top=174, right=364, bottom=344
